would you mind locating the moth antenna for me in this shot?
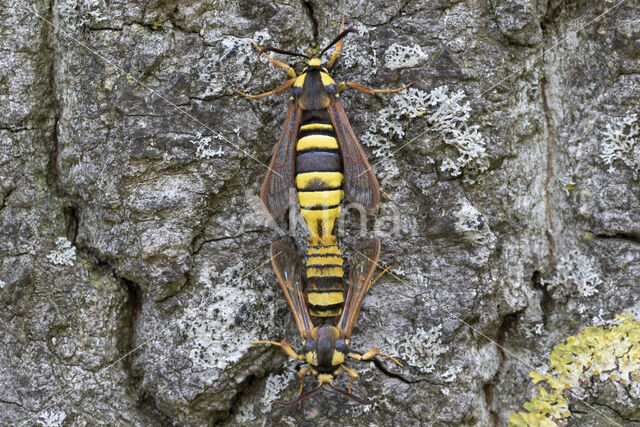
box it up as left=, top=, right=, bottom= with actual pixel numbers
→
left=273, top=385, right=323, bottom=406
left=258, top=46, right=310, bottom=59
left=320, top=28, right=359, bottom=56
left=327, top=383, right=381, bottom=405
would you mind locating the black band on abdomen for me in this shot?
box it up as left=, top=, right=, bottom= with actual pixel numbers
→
left=295, top=151, right=343, bottom=174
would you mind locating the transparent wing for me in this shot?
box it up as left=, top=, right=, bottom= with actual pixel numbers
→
left=270, top=239, right=312, bottom=340
left=338, top=238, right=381, bottom=338
left=328, top=101, right=380, bottom=214
left=260, top=104, right=302, bottom=218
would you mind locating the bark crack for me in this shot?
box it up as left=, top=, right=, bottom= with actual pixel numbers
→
left=0, top=187, right=15, bottom=211
left=46, top=1, right=84, bottom=257
left=483, top=382, right=499, bottom=427
left=301, top=0, right=318, bottom=43
left=192, top=229, right=265, bottom=256
left=0, top=126, right=28, bottom=133
left=74, top=242, right=171, bottom=422
left=593, top=232, right=640, bottom=245
left=47, top=0, right=61, bottom=198
left=483, top=311, right=519, bottom=426
left=373, top=358, right=413, bottom=384
left=212, top=374, right=258, bottom=425
left=0, top=398, right=24, bottom=408
left=114, top=272, right=170, bottom=422
left=363, top=0, right=411, bottom=27
left=372, top=359, right=448, bottom=387
left=63, top=205, right=79, bottom=245
left=539, top=76, right=555, bottom=268
left=531, top=270, right=553, bottom=326
left=590, top=402, right=638, bottom=423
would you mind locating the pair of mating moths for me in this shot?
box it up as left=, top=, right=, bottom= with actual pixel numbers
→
left=236, top=19, right=411, bottom=405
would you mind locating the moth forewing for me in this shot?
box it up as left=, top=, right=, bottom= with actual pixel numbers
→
left=260, top=105, right=302, bottom=219
left=328, top=102, right=381, bottom=214
left=339, top=238, right=381, bottom=338
left=270, top=240, right=312, bottom=340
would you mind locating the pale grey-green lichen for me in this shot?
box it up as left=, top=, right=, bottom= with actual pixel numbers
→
left=56, top=0, right=104, bottom=31
left=600, top=112, right=639, bottom=177
left=234, top=402, right=255, bottom=424
left=386, top=325, right=449, bottom=374
left=384, top=43, right=428, bottom=70
left=193, top=132, right=225, bottom=159
left=179, top=260, right=279, bottom=371
left=543, top=249, right=601, bottom=297
left=35, top=409, right=67, bottom=427
left=360, top=86, right=488, bottom=182
left=261, top=361, right=297, bottom=410
left=46, top=237, right=76, bottom=266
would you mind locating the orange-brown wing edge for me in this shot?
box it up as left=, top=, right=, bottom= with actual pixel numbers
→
left=338, top=238, right=381, bottom=338
left=328, top=101, right=380, bottom=214
left=270, top=240, right=312, bottom=341
left=260, top=104, right=302, bottom=219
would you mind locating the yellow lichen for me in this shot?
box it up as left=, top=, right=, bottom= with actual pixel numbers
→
left=509, top=314, right=640, bottom=426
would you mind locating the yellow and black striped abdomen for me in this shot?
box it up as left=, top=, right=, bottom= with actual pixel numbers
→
left=305, top=244, right=344, bottom=317
left=295, top=112, right=345, bottom=317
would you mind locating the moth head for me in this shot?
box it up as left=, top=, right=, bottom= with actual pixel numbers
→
left=307, top=57, right=323, bottom=67
left=257, top=27, right=359, bottom=70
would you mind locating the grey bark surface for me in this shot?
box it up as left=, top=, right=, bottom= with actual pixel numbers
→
left=1, top=0, right=639, bottom=425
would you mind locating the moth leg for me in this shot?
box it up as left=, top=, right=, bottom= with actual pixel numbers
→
left=348, top=348, right=403, bottom=367
left=327, top=15, right=346, bottom=71
left=341, top=364, right=359, bottom=394
left=250, top=339, right=304, bottom=361
left=296, top=365, right=312, bottom=395
left=234, top=77, right=297, bottom=99
left=380, top=188, right=394, bottom=202
left=251, top=41, right=297, bottom=79
left=346, top=81, right=414, bottom=96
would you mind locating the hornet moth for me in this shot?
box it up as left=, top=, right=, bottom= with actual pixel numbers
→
left=253, top=237, right=400, bottom=405
left=237, top=17, right=408, bottom=403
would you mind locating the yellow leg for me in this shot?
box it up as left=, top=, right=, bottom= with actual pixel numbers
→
left=297, top=365, right=312, bottom=395
left=251, top=41, right=297, bottom=79
left=250, top=340, right=282, bottom=346
left=250, top=339, right=304, bottom=361
left=328, top=15, right=346, bottom=71
left=348, top=348, right=403, bottom=367
left=346, top=81, right=414, bottom=96
left=369, top=265, right=392, bottom=288
left=340, top=364, right=359, bottom=393
left=380, top=188, right=394, bottom=202
left=234, top=77, right=297, bottom=99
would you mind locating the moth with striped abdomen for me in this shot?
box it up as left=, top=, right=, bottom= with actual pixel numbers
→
left=236, top=18, right=410, bottom=404
left=255, top=237, right=400, bottom=405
